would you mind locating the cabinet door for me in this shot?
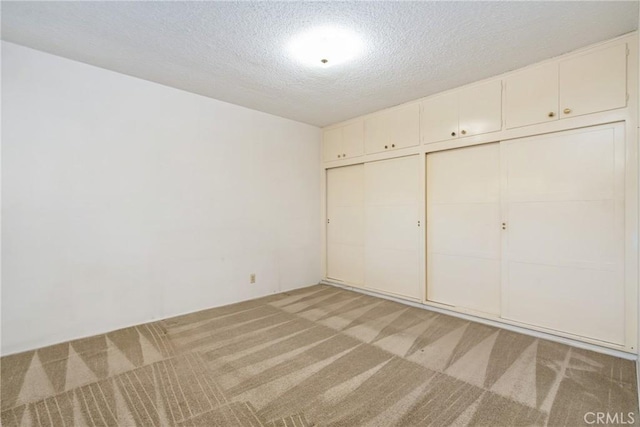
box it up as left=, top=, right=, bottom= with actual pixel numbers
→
left=387, top=104, right=420, bottom=150
left=327, top=165, right=365, bottom=285
left=364, top=113, right=388, bottom=154
left=342, top=121, right=364, bottom=159
left=502, top=125, right=625, bottom=344
left=559, top=43, right=627, bottom=118
left=427, top=143, right=501, bottom=315
left=364, top=156, right=421, bottom=299
left=421, top=92, right=458, bottom=144
left=323, top=127, right=342, bottom=162
left=459, top=79, right=502, bottom=137
left=505, top=63, right=559, bottom=129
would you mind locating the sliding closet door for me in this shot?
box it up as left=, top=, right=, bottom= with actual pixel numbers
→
left=427, top=143, right=501, bottom=314
left=364, top=155, right=421, bottom=299
left=326, top=165, right=365, bottom=286
left=502, top=124, right=625, bottom=344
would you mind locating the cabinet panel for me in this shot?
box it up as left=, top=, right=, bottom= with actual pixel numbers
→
left=323, top=127, right=342, bottom=162
left=427, top=143, right=501, bottom=315
left=326, top=165, right=365, bottom=286
left=559, top=43, right=627, bottom=118
left=505, top=63, right=559, bottom=129
left=421, top=92, right=458, bottom=144
left=364, top=114, right=388, bottom=154
left=387, top=104, right=420, bottom=150
left=342, top=121, right=364, bottom=158
left=459, top=80, right=502, bottom=137
left=502, top=125, right=625, bottom=344
left=364, top=156, right=421, bottom=299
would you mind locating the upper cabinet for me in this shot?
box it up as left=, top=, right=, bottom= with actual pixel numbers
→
left=421, top=80, right=502, bottom=144
left=364, top=104, right=420, bottom=154
left=505, top=63, right=559, bottom=129
left=559, top=43, right=627, bottom=119
left=506, top=43, right=627, bottom=129
left=323, top=120, right=365, bottom=162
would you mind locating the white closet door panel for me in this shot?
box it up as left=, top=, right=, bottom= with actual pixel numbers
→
left=508, top=200, right=618, bottom=268
left=365, top=205, right=419, bottom=250
left=327, top=165, right=365, bottom=207
left=365, top=156, right=419, bottom=206
left=327, top=243, right=364, bottom=285
left=366, top=247, right=420, bottom=299
left=426, top=143, right=501, bottom=315
left=429, top=254, right=500, bottom=315
left=506, top=128, right=616, bottom=202
left=327, top=206, right=365, bottom=246
left=502, top=124, right=625, bottom=344
left=364, top=155, right=420, bottom=299
left=429, top=203, right=500, bottom=258
left=427, top=143, right=500, bottom=203
left=326, top=165, right=365, bottom=287
left=504, top=262, right=624, bottom=344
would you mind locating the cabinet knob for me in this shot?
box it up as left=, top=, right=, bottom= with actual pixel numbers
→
left=451, top=131, right=456, bottom=137
left=343, top=153, right=346, bottom=157
left=502, top=222, right=507, bottom=230
left=563, top=108, right=572, bottom=114
left=461, top=130, right=467, bottom=135
left=337, top=154, right=341, bottom=158
left=548, top=112, right=555, bottom=117
left=391, top=144, right=395, bottom=148
left=384, top=145, right=388, bottom=149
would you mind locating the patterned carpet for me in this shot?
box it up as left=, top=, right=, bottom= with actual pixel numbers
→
left=1, top=284, right=638, bottom=426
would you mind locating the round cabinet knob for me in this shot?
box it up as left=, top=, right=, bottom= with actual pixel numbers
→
left=461, top=130, right=467, bottom=135
left=563, top=108, right=572, bottom=114
left=548, top=112, right=555, bottom=117
left=384, top=145, right=388, bottom=149
left=337, top=154, right=341, bottom=158
left=391, top=144, right=395, bottom=148
left=451, top=131, right=456, bottom=137
left=343, top=153, right=346, bottom=157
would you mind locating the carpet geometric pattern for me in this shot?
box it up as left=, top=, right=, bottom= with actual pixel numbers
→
left=1, top=284, right=638, bottom=426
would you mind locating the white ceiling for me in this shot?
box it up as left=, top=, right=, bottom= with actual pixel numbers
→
left=2, top=1, right=638, bottom=127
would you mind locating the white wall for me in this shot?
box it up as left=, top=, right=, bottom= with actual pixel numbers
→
left=1, top=42, right=322, bottom=355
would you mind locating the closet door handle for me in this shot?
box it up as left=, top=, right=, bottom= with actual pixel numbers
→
left=502, top=222, right=507, bottom=230
left=451, top=131, right=456, bottom=137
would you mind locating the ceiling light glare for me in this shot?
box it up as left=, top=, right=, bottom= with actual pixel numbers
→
left=289, top=27, right=363, bottom=68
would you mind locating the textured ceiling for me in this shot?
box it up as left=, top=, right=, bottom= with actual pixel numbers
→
left=2, top=1, right=638, bottom=127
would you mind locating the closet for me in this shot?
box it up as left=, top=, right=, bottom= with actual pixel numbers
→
left=426, top=143, right=501, bottom=315
left=501, top=124, right=625, bottom=344
left=322, top=34, right=636, bottom=351
left=426, top=123, right=626, bottom=344
left=326, top=156, right=422, bottom=299
left=326, top=165, right=365, bottom=285
left=364, top=155, right=421, bottom=299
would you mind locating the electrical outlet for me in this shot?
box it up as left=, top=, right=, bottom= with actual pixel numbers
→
left=250, top=274, right=256, bottom=284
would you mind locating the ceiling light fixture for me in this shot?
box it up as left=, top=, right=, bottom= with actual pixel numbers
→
left=289, top=27, right=363, bottom=68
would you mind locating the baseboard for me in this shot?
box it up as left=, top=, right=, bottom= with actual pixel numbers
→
left=321, top=280, right=637, bottom=361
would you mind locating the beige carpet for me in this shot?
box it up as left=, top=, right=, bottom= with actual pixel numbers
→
left=2, top=284, right=638, bottom=426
